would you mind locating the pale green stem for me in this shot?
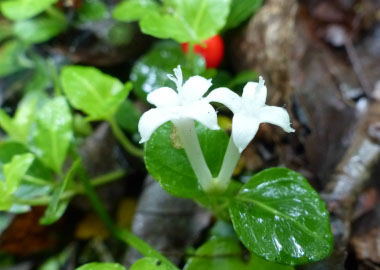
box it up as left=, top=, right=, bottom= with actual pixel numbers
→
left=217, top=136, right=241, bottom=190
left=17, top=169, right=126, bottom=206
left=23, top=175, right=52, bottom=186
left=108, top=118, right=144, bottom=158
left=173, top=119, right=213, bottom=191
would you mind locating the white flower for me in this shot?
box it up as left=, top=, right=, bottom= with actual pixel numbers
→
left=207, top=76, right=294, bottom=152
left=138, top=65, right=219, bottom=143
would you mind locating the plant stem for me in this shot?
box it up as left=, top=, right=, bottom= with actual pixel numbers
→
left=47, top=58, right=62, bottom=97
left=172, top=119, right=213, bottom=192
left=89, top=169, right=126, bottom=187
left=217, top=136, right=241, bottom=190
left=116, top=228, right=174, bottom=266
left=23, top=175, right=53, bottom=186
left=78, top=165, right=178, bottom=269
left=108, top=118, right=144, bottom=158
left=46, top=6, right=66, bottom=24
left=186, top=43, right=196, bottom=64
left=18, top=169, right=127, bottom=205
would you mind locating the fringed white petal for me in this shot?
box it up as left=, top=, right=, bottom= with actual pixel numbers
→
left=180, top=75, right=212, bottom=102
left=258, top=106, right=295, bottom=133
left=242, top=76, right=267, bottom=106
left=206, top=87, right=241, bottom=113
left=138, top=108, right=173, bottom=143
left=231, top=113, right=260, bottom=153
left=183, top=101, right=219, bottom=130
left=147, top=87, right=180, bottom=107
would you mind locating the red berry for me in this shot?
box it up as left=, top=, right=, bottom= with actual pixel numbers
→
left=181, top=35, right=224, bottom=68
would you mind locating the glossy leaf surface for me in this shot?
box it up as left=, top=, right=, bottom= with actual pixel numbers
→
left=184, top=236, right=294, bottom=270
left=145, top=122, right=228, bottom=198
left=130, top=41, right=205, bottom=100
left=115, top=99, right=141, bottom=133
left=229, top=168, right=333, bottom=265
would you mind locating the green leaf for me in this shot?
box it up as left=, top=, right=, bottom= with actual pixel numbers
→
left=107, top=22, right=134, bottom=46
left=225, top=0, right=262, bottom=30
left=61, top=65, right=132, bottom=121
left=115, top=100, right=141, bottom=133
left=78, top=0, right=109, bottom=22
left=40, top=245, right=75, bottom=270
left=229, top=168, right=333, bottom=265
left=196, top=180, right=242, bottom=220
left=250, top=253, right=295, bottom=270
left=130, top=257, right=176, bottom=270
left=184, top=234, right=294, bottom=270
left=0, top=153, right=34, bottom=210
left=13, top=15, right=67, bottom=44
left=40, top=159, right=80, bottom=225
left=3, top=153, right=34, bottom=194
left=75, top=262, right=126, bottom=270
left=0, top=0, right=58, bottom=21
left=130, top=41, right=205, bottom=100
left=12, top=93, right=39, bottom=142
left=0, top=109, right=15, bottom=137
left=0, top=92, right=39, bottom=143
left=0, top=22, right=12, bottom=42
left=0, top=40, right=26, bottom=77
left=140, top=0, right=231, bottom=43
left=0, top=142, right=51, bottom=180
left=0, top=142, right=53, bottom=208
left=0, top=213, right=13, bottom=235
left=32, top=97, right=73, bottom=174
left=73, top=114, right=93, bottom=137
left=113, top=0, right=158, bottom=22
left=227, top=70, right=259, bottom=89
left=145, top=122, right=228, bottom=198
left=184, top=237, right=253, bottom=270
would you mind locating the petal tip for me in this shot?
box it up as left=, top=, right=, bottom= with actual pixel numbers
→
left=287, top=127, right=296, bottom=133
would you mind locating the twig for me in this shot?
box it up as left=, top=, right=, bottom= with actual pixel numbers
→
left=322, top=102, right=380, bottom=249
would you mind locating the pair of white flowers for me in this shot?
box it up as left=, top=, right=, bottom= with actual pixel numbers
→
left=138, top=66, right=294, bottom=153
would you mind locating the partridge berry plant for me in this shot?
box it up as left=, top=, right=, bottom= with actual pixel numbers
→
left=140, top=66, right=333, bottom=267
left=0, top=0, right=334, bottom=269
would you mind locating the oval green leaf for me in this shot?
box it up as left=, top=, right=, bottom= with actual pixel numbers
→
left=32, top=97, right=73, bottom=174
left=61, top=65, right=131, bottom=121
left=229, top=168, right=333, bottom=265
left=0, top=40, right=26, bottom=77
left=145, top=122, right=228, bottom=198
left=0, top=0, right=58, bottom=21
left=113, top=0, right=159, bottom=22
left=140, top=0, right=231, bottom=43
left=184, top=236, right=294, bottom=270
left=0, top=153, right=34, bottom=210
left=184, top=237, right=251, bottom=270
left=75, top=262, right=126, bottom=270
left=130, top=257, right=176, bottom=270
left=14, top=15, right=67, bottom=44
left=225, top=0, right=262, bottom=30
